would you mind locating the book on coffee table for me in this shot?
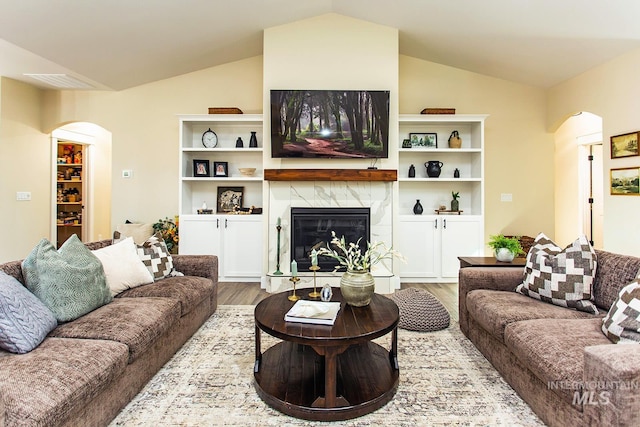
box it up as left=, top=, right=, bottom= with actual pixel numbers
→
left=284, top=300, right=341, bottom=325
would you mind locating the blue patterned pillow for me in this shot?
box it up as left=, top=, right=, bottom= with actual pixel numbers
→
left=0, top=271, right=57, bottom=353
left=21, top=235, right=112, bottom=322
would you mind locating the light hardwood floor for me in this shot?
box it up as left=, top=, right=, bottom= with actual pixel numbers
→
left=218, top=282, right=459, bottom=322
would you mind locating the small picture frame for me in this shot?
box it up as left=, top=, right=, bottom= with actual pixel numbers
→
left=213, top=161, right=228, bottom=177
left=401, top=139, right=412, bottom=149
left=193, top=159, right=210, bottom=177
left=610, top=131, right=639, bottom=159
left=217, top=186, right=244, bottom=213
left=409, top=132, right=437, bottom=148
left=610, top=167, right=640, bottom=195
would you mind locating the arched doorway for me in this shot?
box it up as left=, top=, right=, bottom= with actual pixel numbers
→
left=50, top=122, right=112, bottom=245
left=554, top=112, right=603, bottom=248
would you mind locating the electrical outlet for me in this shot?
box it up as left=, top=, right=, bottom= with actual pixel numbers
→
left=16, top=191, right=31, bottom=201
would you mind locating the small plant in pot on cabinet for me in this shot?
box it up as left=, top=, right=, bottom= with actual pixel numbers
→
left=488, top=235, right=524, bottom=262
left=451, top=191, right=460, bottom=211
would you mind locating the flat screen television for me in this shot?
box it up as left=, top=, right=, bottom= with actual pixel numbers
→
left=270, top=89, right=390, bottom=158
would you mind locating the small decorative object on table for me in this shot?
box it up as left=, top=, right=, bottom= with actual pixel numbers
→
left=451, top=191, right=460, bottom=211
left=308, top=249, right=321, bottom=299
left=238, top=167, right=256, bottom=176
left=448, top=130, right=462, bottom=148
left=316, top=231, right=404, bottom=307
left=289, top=260, right=300, bottom=301
left=320, top=284, right=333, bottom=301
left=235, top=137, right=244, bottom=148
left=487, top=234, right=525, bottom=262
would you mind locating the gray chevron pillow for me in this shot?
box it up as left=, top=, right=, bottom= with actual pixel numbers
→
left=0, top=271, right=57, bottom=353
left=21, top=235, right=112, bottom=322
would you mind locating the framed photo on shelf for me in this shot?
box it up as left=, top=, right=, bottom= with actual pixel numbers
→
left=193, top=159, right=210, bottom=177
left=213, top=161, right=228, bottom=177
left=610, top=167, right=640, bottom=195
left=610, top=131, right=639, bottom=159
left=409, top=132, right=437, bottom=148
left=217, top=186, right=244, bottom=213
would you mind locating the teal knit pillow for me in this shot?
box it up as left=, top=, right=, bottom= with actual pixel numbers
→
left=21, top=235, right=112, bottom=322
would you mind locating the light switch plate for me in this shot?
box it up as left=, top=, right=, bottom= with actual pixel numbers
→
left=16, top=191, right=31, bottom=201
left=122, top=170, right=133, bottom=178
left=500, top=193, right=513, bottom=202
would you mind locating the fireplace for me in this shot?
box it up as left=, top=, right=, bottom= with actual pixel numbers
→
left=291, top=207, right=370, bottom=271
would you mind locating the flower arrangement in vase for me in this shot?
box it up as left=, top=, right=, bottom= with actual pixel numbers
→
left=316, top=231, right=404, bottom=306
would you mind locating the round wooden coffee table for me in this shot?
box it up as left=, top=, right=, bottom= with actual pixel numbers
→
left=253, top=288, right=399, bottom=421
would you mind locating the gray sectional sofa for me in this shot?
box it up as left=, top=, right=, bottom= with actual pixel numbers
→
left=459, top=249, right=640, bottom=426
left=0, top=240, right=218, bottom=426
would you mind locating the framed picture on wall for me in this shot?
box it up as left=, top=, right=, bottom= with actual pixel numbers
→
left=217, top=186, right=244, bottom=213
left=610, top=131, right=639, bottom=159
left=193, top=159, right=210, bottom=177
left=409, top=132, right=437, bottom=148
left=610, top=167, right=640, bottom=195
left=213, top=161, right=228, bottom=177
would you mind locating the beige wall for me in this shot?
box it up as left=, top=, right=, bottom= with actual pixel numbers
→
left=548, top=48, right=640, bottom=255
left=400, top=56, right=555, bottom=247
left=0, top=78, right=50, bottom=262
left=0, top=13, right=558, bottom=262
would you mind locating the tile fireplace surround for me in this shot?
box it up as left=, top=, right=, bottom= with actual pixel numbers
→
left=263, top=180, right=399, bottom=294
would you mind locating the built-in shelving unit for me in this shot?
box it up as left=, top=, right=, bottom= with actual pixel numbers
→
left=397, top=114, right=487, bottom=282
left=56, top=142, right=84, bottom=247
left=178, top=114, right=264, bottom=282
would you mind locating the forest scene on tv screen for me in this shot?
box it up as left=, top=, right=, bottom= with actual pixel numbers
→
left=271, top=90, right=390, bottom=158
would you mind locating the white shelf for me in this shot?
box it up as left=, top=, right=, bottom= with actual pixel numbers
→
left=182, top=147, right=263, bottom=153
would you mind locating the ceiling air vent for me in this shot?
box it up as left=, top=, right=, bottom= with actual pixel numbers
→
left=23, top=73, right=94, bottom=89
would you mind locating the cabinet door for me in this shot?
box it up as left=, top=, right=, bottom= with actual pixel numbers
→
left=222, top=217, right=262, bottom=278
left=440, top=217, right=482, bottom=278
left=178, top=216, right=221, bottom=256
left=398, top=217, right=438, bottom=278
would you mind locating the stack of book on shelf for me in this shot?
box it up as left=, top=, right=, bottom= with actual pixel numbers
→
left=284, top=300, right=341, bottom=326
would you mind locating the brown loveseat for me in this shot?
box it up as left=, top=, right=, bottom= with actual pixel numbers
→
left=0, top=240, right=218, bottom=427
left=459, top=250, right=640, bottom=426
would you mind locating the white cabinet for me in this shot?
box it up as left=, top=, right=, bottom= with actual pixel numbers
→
left=178, top=114, right=264, bottom=281
left=179, top=215, right=262, bottom=281
left=399, top=215, right=483, bottom=282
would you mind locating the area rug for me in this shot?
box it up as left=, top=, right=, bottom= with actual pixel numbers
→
left=110, top=305, right=544, bottom=426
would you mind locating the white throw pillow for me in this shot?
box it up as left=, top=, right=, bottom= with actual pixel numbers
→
left=114, top=223, right=154, bottom=245
left=92, top=237, right=154, bottom=296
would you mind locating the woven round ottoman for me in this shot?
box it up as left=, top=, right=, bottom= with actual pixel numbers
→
left=389, top=288, right=450, bottom=332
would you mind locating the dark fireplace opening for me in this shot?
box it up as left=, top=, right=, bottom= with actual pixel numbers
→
left=291, top=207, right=370, bottom=272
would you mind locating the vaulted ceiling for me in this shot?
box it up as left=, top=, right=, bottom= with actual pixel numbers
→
left=1, top=0, right=640, bottom=91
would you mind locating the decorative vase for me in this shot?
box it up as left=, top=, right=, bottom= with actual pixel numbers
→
left=451, top=199, right=459, bottom=211
left=425, top=161, right=443, bottom=177
left=448, top=130, right=462, bottom=148
left=408, top=164, right=415, bottom=178
left=249, top=131, right=258, bottom=148
left=454, top=168, right=460, bottom=178
left=235, top=137, right=244, bottom=148
left=495, top=248, right=515, bottom=262
left=413, top=199, right=423, bottom=215
left=340, top=269, right=375, bottom=307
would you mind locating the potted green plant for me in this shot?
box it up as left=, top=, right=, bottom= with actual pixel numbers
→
left=488, top=234, right=524, bottom=262
left=451, top=191, right=460, bottom=211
